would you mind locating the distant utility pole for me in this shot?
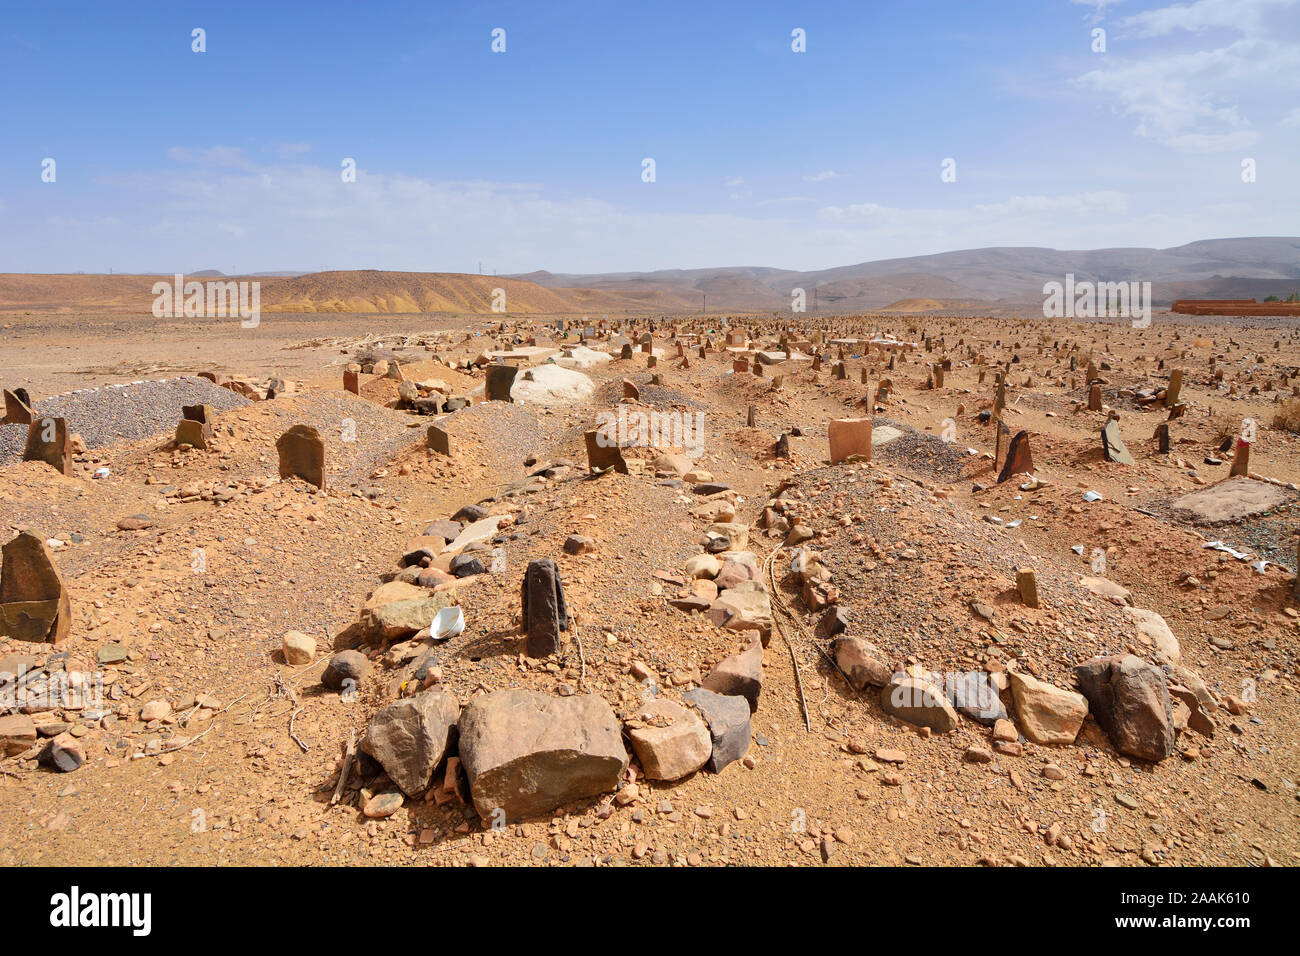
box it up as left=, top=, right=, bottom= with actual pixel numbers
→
left=703, top=294, right=707, bottom=313
left=479, top=261, right=482, bottom=274
left=813, top=287, right=817, bottom=312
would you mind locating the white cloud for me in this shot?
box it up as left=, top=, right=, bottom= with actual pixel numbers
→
left=8, top=150, right=1298, bottom=274
left=818, top=192, right=1129, bottom=232
left=1122, top=0, right=1291, bottom=36
left=802, top=169, right=840, bottom=182
left=165, top=146, right=259, bottom=169
left=1073, top=0, right=1300, bottom=152
left=1071, top=0, right=1126, bottom=25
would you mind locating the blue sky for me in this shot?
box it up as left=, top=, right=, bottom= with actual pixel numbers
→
left=1, top=0, right=1297, bottom=274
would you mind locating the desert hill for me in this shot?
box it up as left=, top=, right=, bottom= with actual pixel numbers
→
left=519, top=238, right=1300, bottom=309
left=3, top=238, right=1296, bottom=315
left=0, top=271, right=682, bottom=316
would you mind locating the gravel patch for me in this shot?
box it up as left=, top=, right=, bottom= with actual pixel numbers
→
left=0, top=424, right=26, bottom=464
left=438, top=400, right=551, bottom=478
left=796, top=466, right=1134, bottom=689
left=2, top=377, right=251, bottom=460
left=872, top=417, right=977, bottom=482
left=220, top=391, right=423, bottom=490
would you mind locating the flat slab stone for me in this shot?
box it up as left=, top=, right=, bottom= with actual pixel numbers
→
left=442, top=515, right=508, bottom=554
left=755, top=350, right=812, bottom=365
left=482, top=347, right=558, bottom=364
left=510, top=365, right=595, bottom=405
left=871, top=425, right=904, bottom=446
left=1171, top=477, right=1290, bottom=523
left=553, top=346, right=612, bottom=370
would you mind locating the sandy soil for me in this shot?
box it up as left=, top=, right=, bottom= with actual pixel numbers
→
left=1, top=309, right=1296, bottom=867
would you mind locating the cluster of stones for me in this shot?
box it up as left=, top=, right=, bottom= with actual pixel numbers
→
left=756, top=420, right=1233, bottom=777
left=0, top=531, right=89, bottom=772
left=824, top=612, right=1219, bottom=768
left=756, top=490, right=844, bottom=618
left=347, top=358, right=468, bottom=416
left=319, top=482, right=758, bottom=824
left=819, top=557, right=1223, bottom=767
left=195, top=370, right=296, bottom=402
left=672, top=515, right=774, bottom=639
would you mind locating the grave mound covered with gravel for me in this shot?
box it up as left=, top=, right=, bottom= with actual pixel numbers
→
left=0, top=377, right=251, bottom=463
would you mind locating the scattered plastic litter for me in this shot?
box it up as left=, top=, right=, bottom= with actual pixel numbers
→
left=1203, top=540, right=1251, bottom=561
left=430, top=606, right=465, bottom=641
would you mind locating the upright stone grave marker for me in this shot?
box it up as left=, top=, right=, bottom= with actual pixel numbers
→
left=485, top=363, right=519, bottom=402
left=277, top=424, right=326, bottom=488
left=23, top=417, right=71, bottom=475
left=0, top=531, right=71, bottom=645
left=522, top=558, right=569, bottom=658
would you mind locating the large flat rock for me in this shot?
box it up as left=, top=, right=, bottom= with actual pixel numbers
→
left=1171, top=478, right=1290, bottom=523
left=457, top=688, right=628, bottom=821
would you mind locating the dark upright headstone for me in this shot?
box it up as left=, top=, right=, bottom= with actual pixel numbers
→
left=427, top=424, right=451, bottom=456
left=584, top=429, right=628, bottom=474
left=276, top=424, right=325, bottom=488
left=485, top=363, right=519, bottom=401
left=997, top=431, right=1034, bottom=483
left=522, top=558, right=568, bottom=658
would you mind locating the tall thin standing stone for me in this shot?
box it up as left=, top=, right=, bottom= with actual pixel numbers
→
left=522, top=559, right=569, bottom=658
left=1165, top=369, right=1182, bottom=407
left=1229, top=438, right=1250, bottom=478
left=995, top=419, right=1010, bottom=472
left=1016, top=568, right=1040, bottom=608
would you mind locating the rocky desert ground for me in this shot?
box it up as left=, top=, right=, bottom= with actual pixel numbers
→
left=1, top=303, right=1297, bottom=872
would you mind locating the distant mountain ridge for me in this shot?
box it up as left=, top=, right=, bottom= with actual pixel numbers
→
left=512, top=238, right=1300, bottom=310
left=2, top=239, right=1296, bottom=314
